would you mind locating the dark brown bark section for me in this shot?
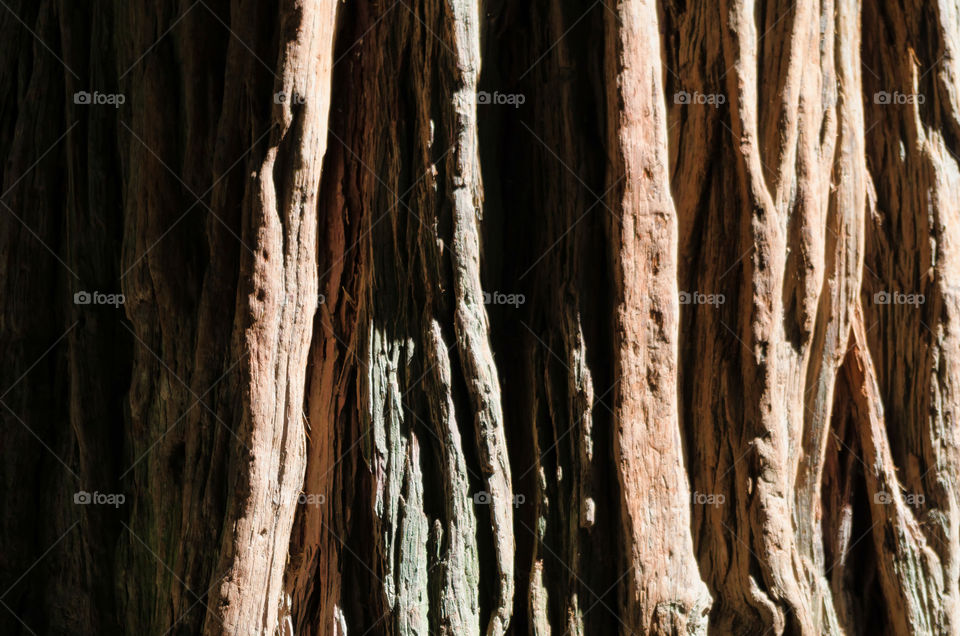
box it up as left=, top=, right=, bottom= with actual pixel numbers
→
left=2, top=1, right=330, bottom=633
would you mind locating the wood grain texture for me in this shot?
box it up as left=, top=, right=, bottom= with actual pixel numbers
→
left=2, top=1, right=960, bottom=634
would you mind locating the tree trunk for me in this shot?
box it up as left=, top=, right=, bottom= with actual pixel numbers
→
left=2, top=0, right=959, bottom=634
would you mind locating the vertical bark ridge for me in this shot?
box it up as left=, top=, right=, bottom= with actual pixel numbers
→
left=423, top=320, right=481, bottom=635
left=604, top=0, right=712, bottom=633
left=201, top=1, right=334, bottom=633
left=792, top=1, right=864, bottom=631
left=284, top=1, right=517, bottom=633
left=669, top=0, right=869, bottom=632
left=442, top=1, right=516, bottom=632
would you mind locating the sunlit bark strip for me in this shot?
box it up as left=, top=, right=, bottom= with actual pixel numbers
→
left=202, top=1, right=336, bottom=632
left=444, top=3, right=516, bottom=634
left=604, top=1, right=712, bottom=632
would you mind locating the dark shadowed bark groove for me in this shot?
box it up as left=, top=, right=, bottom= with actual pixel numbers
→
left=843, top=302, right=946, bottom=634
left=3, top=1, right=960, bottom=635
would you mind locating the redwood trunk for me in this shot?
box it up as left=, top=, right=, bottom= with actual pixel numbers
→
left=1, top=1, right=959, bottom=635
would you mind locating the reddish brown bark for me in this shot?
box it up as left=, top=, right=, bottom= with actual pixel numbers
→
left=2, top=1, right=959, bottom=635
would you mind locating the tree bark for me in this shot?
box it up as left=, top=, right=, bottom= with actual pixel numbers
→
left=2, top=1, right=959, bottom=635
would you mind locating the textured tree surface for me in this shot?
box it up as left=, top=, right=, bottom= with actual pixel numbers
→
left=2, top=0, right=959, bottom=634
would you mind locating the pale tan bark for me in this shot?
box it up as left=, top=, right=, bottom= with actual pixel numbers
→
left=604, top=0, right=711, bottom=633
